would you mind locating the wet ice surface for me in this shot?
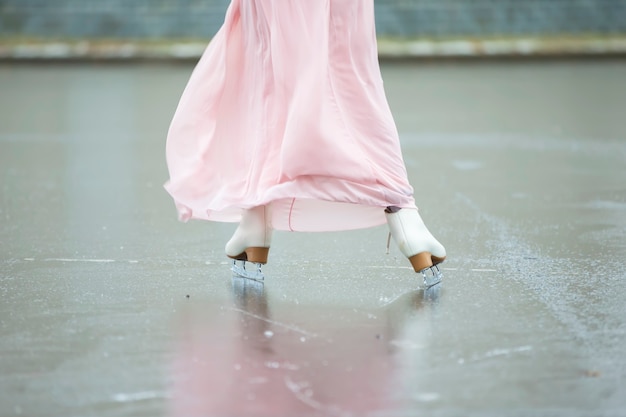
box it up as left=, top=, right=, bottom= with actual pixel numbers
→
left=1, top=60, right=626, bottom=416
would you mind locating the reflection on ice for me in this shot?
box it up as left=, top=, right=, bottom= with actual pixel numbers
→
left=169, top=278, right=441, bottom=416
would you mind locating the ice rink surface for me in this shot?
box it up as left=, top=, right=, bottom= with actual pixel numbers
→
left=1, top=59, right=625, bottom=416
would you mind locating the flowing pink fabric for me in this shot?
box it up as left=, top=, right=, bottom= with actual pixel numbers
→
left=165, top=0, right=416, bottom=232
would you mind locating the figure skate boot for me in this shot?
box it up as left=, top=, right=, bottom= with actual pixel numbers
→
left=385, top=207, right=446, bottom=287
left=225, top=205, right=272, bottom=281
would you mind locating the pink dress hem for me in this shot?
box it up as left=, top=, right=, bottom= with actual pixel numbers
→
left=164, top=0, right=417, bottom=232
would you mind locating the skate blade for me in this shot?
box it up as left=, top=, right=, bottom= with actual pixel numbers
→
left=231, top=260, right=265, bottom=281
left=421, top=264, right=443, bottom=288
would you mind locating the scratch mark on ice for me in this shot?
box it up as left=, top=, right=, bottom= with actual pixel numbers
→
left=284, top=376, right=349, bottom=417
left=112, top=391, right=162, bottom=402
left=230, top=307, right=318, bottom=338
left=22, top=258, right=140, bottom=264
left=45, top=258, right=116, bottom=263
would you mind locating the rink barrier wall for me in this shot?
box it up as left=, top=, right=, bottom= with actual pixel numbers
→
left=1, top=36, right=626, bottom=60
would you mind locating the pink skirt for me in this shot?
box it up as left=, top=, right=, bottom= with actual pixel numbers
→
left=164, top=0, right=416, bottom=232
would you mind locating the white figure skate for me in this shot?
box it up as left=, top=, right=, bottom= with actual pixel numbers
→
left=385, top=207, right=446, bottom=288
left=225, top=205, right=272, bottom=281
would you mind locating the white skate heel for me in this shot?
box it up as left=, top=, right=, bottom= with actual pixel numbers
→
left=225, top=205, right=272, bottom=281
left=385, top=207, right=446, bottom=287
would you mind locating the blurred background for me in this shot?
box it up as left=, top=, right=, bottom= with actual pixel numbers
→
left=1, top=0, right=626, bottom=58
left=1, top=2, right=626, bottom=417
